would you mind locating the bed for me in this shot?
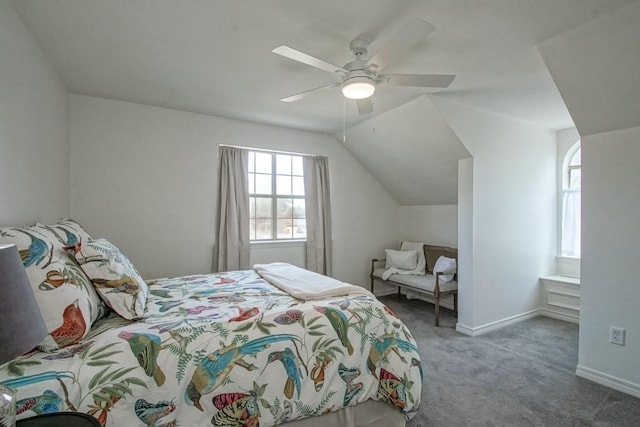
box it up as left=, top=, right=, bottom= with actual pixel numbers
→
left=0, top=220, right=422, bottom=427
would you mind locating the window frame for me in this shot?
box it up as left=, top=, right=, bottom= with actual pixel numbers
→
left=560, top=141, right=581, bottom=259
left=248, top=150, right=306, bottom=242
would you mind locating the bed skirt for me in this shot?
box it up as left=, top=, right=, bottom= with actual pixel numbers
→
left=281, top=400, right=405, bottom=427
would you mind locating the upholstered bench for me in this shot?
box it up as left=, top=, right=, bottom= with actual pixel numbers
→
left=370, top=244, right=458, bottom=326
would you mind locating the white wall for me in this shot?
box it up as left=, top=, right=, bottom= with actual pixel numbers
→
left=433, top=96, right=557, bottom=333
left=457, top=158, right=474, bottom=328
left=395, top=205, right=458, bottom=248
left=538, top=1, right=640, bottom=397
left=578, top=127, right=640, bottom=395
left=69, top=95, right=399, bottom=288
left=0, top=0, right=69, bottom=226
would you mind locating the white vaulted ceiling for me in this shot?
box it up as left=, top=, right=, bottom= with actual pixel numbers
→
left=9, top=0, right=635, bottom=204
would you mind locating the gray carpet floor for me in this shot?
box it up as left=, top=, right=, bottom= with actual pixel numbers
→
left=379, top=295, right=640, bottom=427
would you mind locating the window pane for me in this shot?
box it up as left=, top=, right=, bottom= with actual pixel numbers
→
left=276, top=175, right=292, bottom=195
left=255, top=219, right=272, bottom=240
left=249, top=197, right=255, bottom=218
left=276, top=154, right=292, bottom=175
left=248, top=152, right=255, bottom=173
left=277, top=219, right=293, bottom=239
left=293, top=199, right=305, bottom=218
left=255, top=152, right=272, bottom=174
left=569, top=168, right=581, bottom=189
left=293, top=219, right=306, bottom=239
left=292, top=156, right=303, bottom=176
left=277, top=198, right=293, bottom=218
left=255, top=197, right=272, bottom=219
left=249, top=219, right=256, bottom=240
left=292, top=176, right=304, bottom=196
left=247, top=150, right=311, bottom=242
left=570, top=148, right=581, bottom=166
left=248, top=173, right=255, bottom=194
left=255, top=173, right=272, bottom=194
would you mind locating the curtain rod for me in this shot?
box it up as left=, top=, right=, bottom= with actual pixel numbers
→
left=220, top=144, right=322, bottom=158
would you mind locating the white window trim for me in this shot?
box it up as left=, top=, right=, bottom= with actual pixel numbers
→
left=555, top=140, right=581, bottom=279
left=248, top=149, right=307, bottom=242
left=250, top=239, right=306, bottom=248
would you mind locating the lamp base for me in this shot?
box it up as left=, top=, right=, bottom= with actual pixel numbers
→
left=0, top=383, right=16, bottom=427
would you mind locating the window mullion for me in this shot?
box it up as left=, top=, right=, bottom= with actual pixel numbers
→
left=272, top=153, right=277, bottom=240
left=248, top=150, right=307, bottom=242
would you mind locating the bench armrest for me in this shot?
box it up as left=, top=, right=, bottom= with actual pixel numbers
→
left=434, top=270, right=457, bottom=297
left=371, top=258, right=386, bottom=274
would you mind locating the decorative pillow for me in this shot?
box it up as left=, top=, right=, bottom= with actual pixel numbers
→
left=0, top=223, right=105, bottom=351
left=433, top=255, right=457, bottom=283
left=38, top=218, right=93, bottom=246
left=400, top=241, right=426, bottom=274
left=73, top=238, right=148, bottom=320
left=385, top=249, right=418, bottom=271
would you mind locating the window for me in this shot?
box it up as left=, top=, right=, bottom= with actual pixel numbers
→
left=561, top=142, right=581, bottom=257
left=248, top=151, right=306, bottom=241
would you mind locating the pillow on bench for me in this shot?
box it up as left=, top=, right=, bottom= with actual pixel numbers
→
left=385, top=249, right=418, bottom=270
left=434, top=255, right=457, bottom=282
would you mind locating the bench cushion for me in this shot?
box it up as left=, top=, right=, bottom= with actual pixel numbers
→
left=372, top=268, right=458, bottom=293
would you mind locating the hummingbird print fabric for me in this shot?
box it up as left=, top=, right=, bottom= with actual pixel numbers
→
left=0, top=221, right=106, bottom=351
left=0, top=269, right=422, bottom=426
left=71, top=238, right=149, bottom=320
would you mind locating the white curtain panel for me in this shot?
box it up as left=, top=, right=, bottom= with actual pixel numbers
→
left=303, top=156, right=333, bottom=276
left=561, top=188, right=581, bottom=257
left=213, top=146, right=250, bottom=272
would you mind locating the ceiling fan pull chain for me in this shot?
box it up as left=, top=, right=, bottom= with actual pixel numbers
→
left=343, top=97, right=346, bottom=143
left=372, top=100, right=376, bottom=135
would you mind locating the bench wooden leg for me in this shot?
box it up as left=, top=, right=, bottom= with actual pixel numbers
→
left=454, top=293, right=458, bottom=317
left=370, top=276, right=375, bottom=293
left=435, top=297, right=440, bottom=326
left=398, top=286, right=402, bottom=297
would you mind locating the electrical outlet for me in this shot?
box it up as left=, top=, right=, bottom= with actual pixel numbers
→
left=610, top=327, right=625, bottom=346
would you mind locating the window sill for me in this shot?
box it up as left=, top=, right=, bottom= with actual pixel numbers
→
left=557, top=256, right=580, bottom=261
left=540, top=275, right=580, bottom=287
left=250, top=240, right=306, bottom=248
left=555, top=256, right=580, bottom=279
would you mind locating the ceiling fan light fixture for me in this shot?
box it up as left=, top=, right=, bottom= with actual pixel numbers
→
left=341, top=75, right=376, bottom=100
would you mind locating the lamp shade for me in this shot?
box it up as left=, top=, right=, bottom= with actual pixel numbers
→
left=0, top=244, right=47, bottom=364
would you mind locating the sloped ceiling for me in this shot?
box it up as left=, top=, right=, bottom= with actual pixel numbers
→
left=538, top=1, right=640, bottom=137
left=343, top=95, right=469, bottom=205
left=9, top=0, right=636, bottom=205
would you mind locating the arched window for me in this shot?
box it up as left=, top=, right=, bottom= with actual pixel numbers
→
left=561, top=142, right=581, bottom=257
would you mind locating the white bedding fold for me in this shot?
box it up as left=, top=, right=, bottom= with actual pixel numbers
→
left=253, top=262, right=374, bottom=300
left=381, top=267, right=421, bottom=280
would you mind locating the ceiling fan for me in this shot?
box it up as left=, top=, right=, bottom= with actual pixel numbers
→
left=272, top=17, right=455, bottom=115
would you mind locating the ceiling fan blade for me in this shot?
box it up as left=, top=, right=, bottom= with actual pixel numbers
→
left=384, top=73, right=455, bottom=88
left=356, top=98, right=373, bottom=115
left=273, top=45, right=347, bottom=75
left=280, top=82, right=340, bottom=103
left=367, top=17, right=436, bottom=72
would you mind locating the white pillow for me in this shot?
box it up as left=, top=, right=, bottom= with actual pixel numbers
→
left=385, top=249, right=418, bottom=271
left=433, top=255, right=457, bottom=282
left=400, top=241, right=426, bottom=274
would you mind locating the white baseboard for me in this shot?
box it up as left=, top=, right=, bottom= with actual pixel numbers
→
left=576, top=364, right=640, bottom=398
left=538, top=308, right=579, bottom=324
left=374, top=289, right=455, bottom=310
left=456, top=309, right=541, bottom=336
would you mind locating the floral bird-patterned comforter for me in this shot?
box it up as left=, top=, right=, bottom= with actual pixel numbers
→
left=1, top=270, right=423, bottom=426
